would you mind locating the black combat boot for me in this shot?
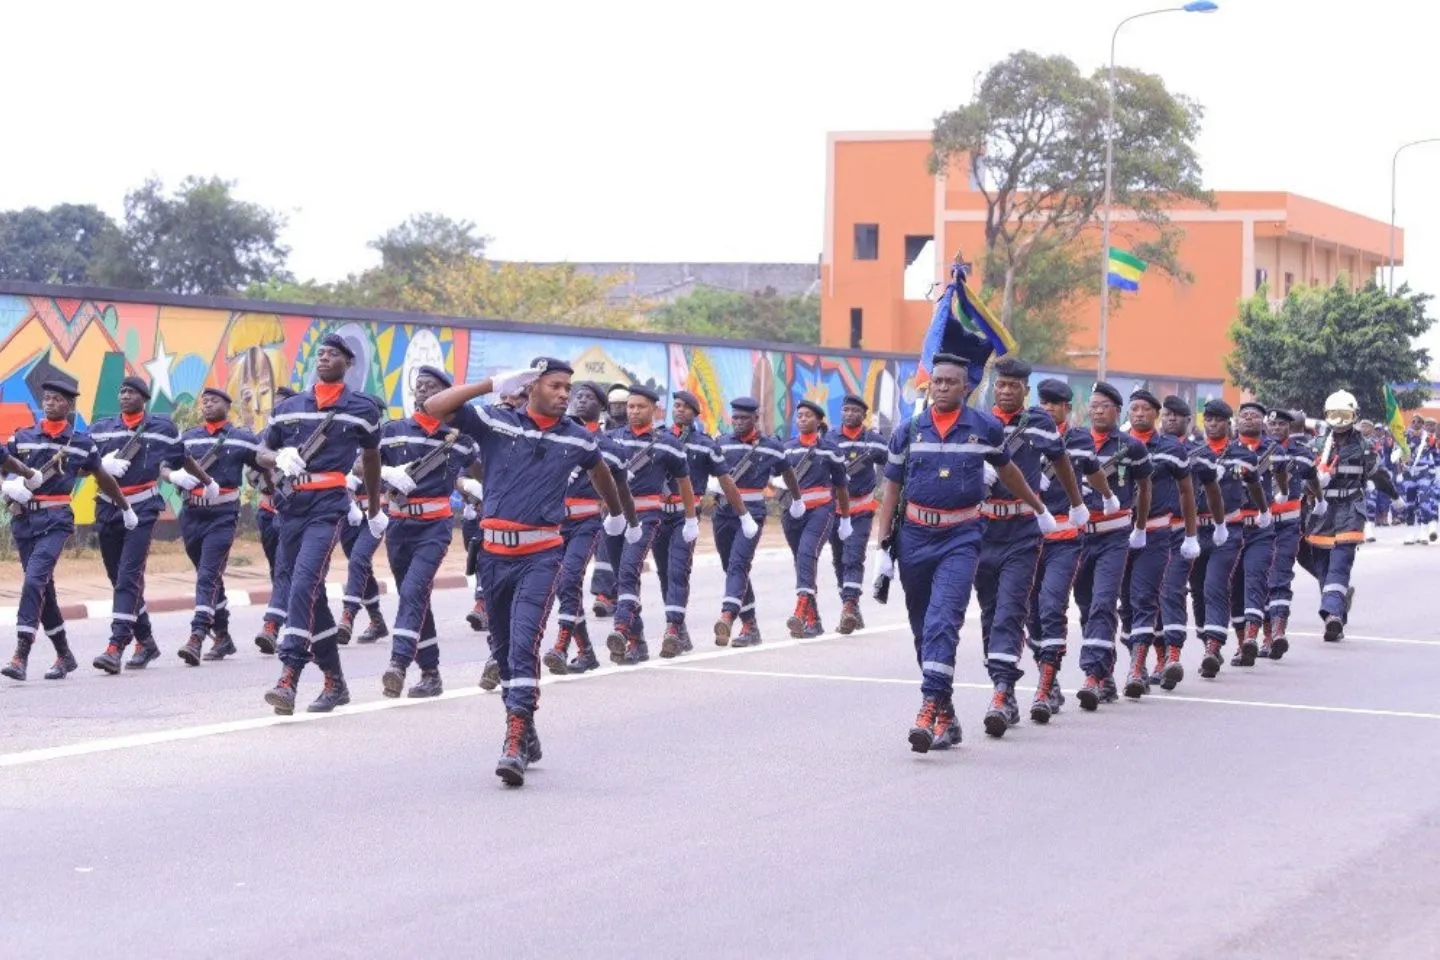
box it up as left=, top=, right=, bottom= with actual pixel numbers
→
left=357, top=610, right=388, bottom=645
left=496, top=711, right=530, bottom=786
left=93, top=640, right=125, bottom=675
left=931, top=699, right=962, bottom=750
left=254, top=620, right=279, bottom=655
left=1031, top=662, right=1060, bottom=724
left=407, top=670, right=442, bottom=698
left=659, top=623, right=683, bottom=659
left=1077, top=675, right=1103, bottom=711
left=983, top=683, right=1021, bottom=738
left=466, top=597, right=490, bottom=632
left=1269, top=615, right=1290, bottom=660
left=908, top=696, right=940, bottom=753
left=1161, top=645, right=1184, bottom=690
left=713, top=611, right=735, bottom=646
left=478, top=658, right=501, bottom=691
left=1231, top=622, right=1259, bottom=667
left=1, top=637, right=32, bottom=681
left=1123, top=642, right=1151, bottom=700
left=264, top=665, right=300, bottom=715
left=837, top=599, right=861, bottom=635
left=306, top=672, right=351, bottom=712
left=1199, top=638, right=1224, bottom=678
left=335, top=608, right=355, bottom=645
left=177, top=633, right=205, bottom=667
left=543, top=625, right=573, bottom=675
left=44, top=639, right=78, bottom=680
left=382, top=659, right=407, bottom=698
left=125, top=638, right=161, bottom=670
left=203, top=632, right=237, bottom=661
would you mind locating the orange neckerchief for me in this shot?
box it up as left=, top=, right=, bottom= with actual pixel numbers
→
left=40, top=418, right=67, bottom=438
left=991, top=405, right=1019, bottom=425
left=738, top=431, right=758, bottom=444
left=1239, top=434, right=1262, bottom=451
left=841, top=424, right=864, bottom=440
left=204, top=419, right=229, bottom=435
left=797, top=431, right=820, bottom=447
left=584, top=420, right=601, bottom=434
left=1207, top=438, right=1229, bottom=456
left=1091, top=429, right=1112, bottom=451
left=529, top=411, right=559, bottom=430
left=120, top=411, right=144, bottom=429
left=672, top=424, right=687, bottom=437
left=631, top=422, right=653, bottom=437
left=931, top=407, right=961, bottom=438
left=1130, top=428, right=1155, bottom=445
left=413, top=412, right=442, bottom=435
left=314, top=382, right=344, bottom=410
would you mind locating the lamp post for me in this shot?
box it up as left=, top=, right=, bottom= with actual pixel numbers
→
left=1096, top=0, right=1218, bottom=381
left=1389, top=138, right=1440, bottom=293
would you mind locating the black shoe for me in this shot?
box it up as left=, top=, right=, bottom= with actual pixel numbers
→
left=356, top=617, right=388, bottom=645
left=43, top=651, right=78, bottom=680
left=1323, top=616, right=1345, bottom=642
left=264, top=666, right=300, bottom=715
left=1161, top=649, right=1184, bottom=690
left=660, top=624, right=683, bottom=659
left=1098, top=676, right=1119, bottom=704
left=982, top=684, right=1021, bottom=738
left=93, top=642, right=124, bottom=675
left=407, top=670, right=442, bottom=698
left=678, top=624, right=693, bottom=654
left=1, top=653, right=27, bottom=682
left=1077, top=677, right=1101, bottom=711
left=125, top=640, right=160, bottom=670
left=567, top=648, right=600, bottom=673
left=306, top=673, right=351, bottom=712
left=202, top=634, right=237, bottom=661
left=478, top=658, right=501, bottom=691
left=542, top=647, right=569, bottom=676
left=381, top=660, right=406, bottom=698
left=931, top=701, right=962, bottom=750
left=714, top=612, right=735, bottom=646
left=177, top=634, right=204, bottom=667
left=732, top=623, right=762, bottom=648
left=254, top=623, right=279, bottom=656
left=908, top=697, right=940, bottom=753
left=496, top=712, right=529, bottom=787
left=335, top=611, right=355, bottom=646
left=592, top=595, right=616, bottom=619
left=524, top=720, right=542, bottom=764
left=1231, top=639, right=1259, bottom=668
left=623, top=639, right=650, bottom=665
left=605, top=629, right=628, bottom=665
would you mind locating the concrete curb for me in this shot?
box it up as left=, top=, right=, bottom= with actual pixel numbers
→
left=0, top=547, right=794, bottom=627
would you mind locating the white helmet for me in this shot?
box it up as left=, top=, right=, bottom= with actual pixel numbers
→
left=1325, top=389, right=1358, bottom=428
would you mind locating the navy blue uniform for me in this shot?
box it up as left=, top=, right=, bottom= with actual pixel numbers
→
left=1156, top=438, right=1201, bottom=651
left=1230, top=435, right=1280, bottom=637
left=1267, top=434, right=1314, bottom=628
left=713, top=431, right=786, bottom=626
left=5, top=423, right=99, bottom=657
left=90, top=412, right=185, bottom=650
left=781, top=433, right=847, bottom=602
left=607, top=424, right=687, bottom=654
left=827, top=425, right=887, bottom=603
left=452, top=401, right=601, bottom=715
left=1308, top=429, right=1392, bottom=628
left=1028, top=425, right=1098, bottom=667
left=1118, top=430, right=1189, bottom=654
left=553, top=423, right=624, bottom=654
left=265, top=385, right=383, bottom=676
left=1187, top=439, right=1256, bottom=646
left=1074, top=429, right=1152, bottom=681
left=340, top=468, right=384, bottom=625
left=886, top=406, right=1008, bottom=701
left=653, top=424, right=728, bottom=627
left=178, top=423, right=262, bottom=639
left=977, top=406, right=1065, bottom=685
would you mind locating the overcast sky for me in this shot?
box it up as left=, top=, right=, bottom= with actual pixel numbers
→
left=7, top=0, right=1436, bottom=358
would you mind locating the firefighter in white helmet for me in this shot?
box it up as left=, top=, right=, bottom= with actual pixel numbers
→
left=1303, top=389, right=1399, bottom=641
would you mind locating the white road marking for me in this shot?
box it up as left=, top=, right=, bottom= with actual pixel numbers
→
left=1288, top=630, right=1440, bottom=646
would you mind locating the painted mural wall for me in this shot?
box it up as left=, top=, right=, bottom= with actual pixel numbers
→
left=0, top=290, right=1222, bottom=522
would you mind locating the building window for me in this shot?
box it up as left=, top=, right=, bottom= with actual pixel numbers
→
left=853, top=223, right=879, bottom=261
left=1254, top=268, right=1268, bottom=293
left=1284, top=272, right=1294, bottom=296
left=903, top=235, right=934, bottom=300
left=849, top=308, right=863, bottom=349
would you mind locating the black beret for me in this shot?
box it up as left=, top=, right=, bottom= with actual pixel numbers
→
left=1129, top=388, right=1161, bottom=411
left=120, top=375, right=151, bottom=400
left=201, top=386, right=233, bottom=404
left=1037, top=378, right=1072, bottom=403
left=730, top=397, right=759, bottom=413
left=841, top=394, right=868, bottom=411
left=275, top=386, right=298, bottom=401
left=628, top=384, right=660, bottom=403
left=1203, top=399, right=1233, bottom=419
left=415, top=365, right=452, bottom=388
left=530, top=357, right=573, bottom=376
left=1162, top=395, right=1190, bottom=417
left=1238, top=400, right=1267, bottom=416
left=797, top=399, right=826, bottom=420
left=1268, top=407, right=1297, bottom=423
left=319, top=333, right=355, bottom=360
left=1092, top=381, right=1123, bottom=407
left=672, top=390, right=702, bottom=414
left=40, top=378, right=80, bottom=400
left=931, top=352, right=970, bottom=371
left=993, top=357, right=1033, bottom=379
left=572, top=381, right=608, bottom=407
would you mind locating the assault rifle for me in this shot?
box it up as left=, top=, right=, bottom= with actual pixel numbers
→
left=873, top=417, right=920, bottom=605
left=5, top=447, right=68, bottom=517
left=196, top=428, right=230, bottom=472
left=276, top=410, right=338, bottom=497
left=776, top=445, right=817, bottom=512
left=113, top=422, right=148, bottom=467
left=622, top=434, right=660, bottom=473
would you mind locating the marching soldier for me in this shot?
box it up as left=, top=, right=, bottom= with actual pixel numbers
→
left=1229, top=402, right=1284, bottom=667
left=376, top=366, right=478, bottom=698
left=462, top=478, right=489, bottom=632
left=338, top=434, right=390, bottom=646
left=421, top=358, right=635, bottom=787
left=1305, top=390, right=1399, bottom=641
left=605, top=385, right=696, bottom=665
left=91, top=376, right=216, bottom=673
left=543, top=381, right=635, bottom=675
left=655, top=390, right=748, bottom=656
left=589, top=382, right=633, bottom=617
left=251, top=386, right=297, bottom=654
left=1117, top=389, right=1199, bottom=699
left=1187, top=399, right=1264, bottom=679
left=827, top=394, right=888, bottom=634
left=1263, top=408, right=1312, bottom=658
left=168, top=386, right=263, bottom=664
left=1026, top=379, right=1115, bottom=721
left=1073, top=382, right=1151, bottom=712
left=712, top=397, right=776, bottom=647
left=1149, top=395, right=1201, bottom=686
left=259, top=334, right=385, bottom=715
left=1, top=377, right=137, bottom=681
left=781, top=400, right=852, bottom=638
left=974, top=358, right=1070, bottom=737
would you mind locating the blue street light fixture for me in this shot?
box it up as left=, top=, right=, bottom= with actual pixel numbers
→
left=1096, top=1, right=1220, bottom=380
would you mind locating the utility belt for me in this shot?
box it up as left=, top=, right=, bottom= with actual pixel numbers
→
left=480, top=519, right=563, bottom=556
left=848, top=491, right=878, bottom=515
left=630, top=494, right=664, bottom=513
left=1195, top=510, right=1244, bottom=529
left=904, top=502, right=981, bottom=528
left=282, top=471, right=349, bottom=493
left=1323, top=488, right=1363, bottom=501
left=1272, top=498, right=1302, bottom=518
left=1144, top=513, right=1173, bottom=532
left=1044, top=514, right=1080, bottom=542
left=661, top=500, right=687, bottom=514
left=980, top=499, right=1034, bottom=521
left=259, top=495, right=276, bottom=514
left=187, top=487, right=240, bottom=507
left=11, top=494, right=71, bottom=515
left=799, top=486, right=833, bottom=508
left=564, top=497, right=603, bottom=520
left=736, top=487, right=768, bottom=503
left=1085, top=509, right=1133, bottom=535
left=1235, top=508, right=1272, bottom=528
left=98, top=481, right=158, bottom=507
left=387, top=494, right=453, bottom=520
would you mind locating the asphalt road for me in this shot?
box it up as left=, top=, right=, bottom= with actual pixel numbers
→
left=3, top=530, right=1439, bottom=959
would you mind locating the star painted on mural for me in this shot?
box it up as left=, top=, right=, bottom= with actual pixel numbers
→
left=144, top=336, right=175, bottom=402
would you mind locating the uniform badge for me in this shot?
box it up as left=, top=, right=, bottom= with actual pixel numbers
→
left=939, top=467, right=951, bottom=478
left=534, top=359, right=549, bottom=373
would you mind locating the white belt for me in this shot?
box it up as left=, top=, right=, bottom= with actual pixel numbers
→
left=1144, top=513, right=1173, bottom=532
left=187, top=491, right=240, bottom=506
left=980, top=500, right=1035, bottom=520
left=801, top=489, right=832, bottom=505
left=905, top=502, right=980, bottom=527
left=739, top=491, right=767, bottom=503
left=565, top=502, right=602, bottom=519
left=389, top=500, right=452, bottom=518
left=12, top=499, right=70, bottom=513
left=661, top=501, right=686, bottom=514
left=99, top=487, right=158, bottom=506
left=482, top=527, right=560, bottom=547
left=848, top=492, right=877, bottom=510
left=1085, top=515, right=1132, bottom=535
left=1324, top=489, right=1361, bottom=500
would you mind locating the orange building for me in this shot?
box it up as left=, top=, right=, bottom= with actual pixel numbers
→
left=820, top=131, right=1401, bottom=389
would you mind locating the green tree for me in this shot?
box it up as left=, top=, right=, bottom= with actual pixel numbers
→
left=370, top=213, right=488, bottom=278
left=929, top=50, right=1211, bottom=362
left=101, top=176, right=291, bottom=295
left=399, top=258, right=646, bottom=329
left=1227, top=279, right=1433, bottom=417
left=0, top=204, right=122, bottom=284
left=648, top=287, right=820, bottom=344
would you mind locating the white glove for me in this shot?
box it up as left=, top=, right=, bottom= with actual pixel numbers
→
left=367, top=510, right=390, bottom=538
left=1211, top=523, right=1229, bottom=546
left=274, top=447, right=306, bottom=478
left=101, top=453, right=130, bottom=478
left=624, top=521, right=644, bottom=544
left=122, top=507, right=139, bottom=530
left=1392, top=448, right=1404, bottom=464
left=1035, top=509, right=1057, bottom=535
left=1103, top=494, right=1121, bottom=514
left=1129, top=527, right=1147, bottom=550
left=381, top=465, right=416, bottom=495
left=491, top=367, right=541, bottom=397
left=458, top=477, right=483, bottom=501
left=1273, top=489, right=1288, bottom=505
left=788, top=499, right=806, bottom=519
left=982, top=462, right=998, bottom=488
left=1180, top=535, right=1201, bottom=560
left=602, top=513, right=627, bottom=537
left=682, top=516, right=700, bottom=543
left=203, top=480, right=221, bottom=500
left=21, top=471, right=43, bottom=491
left=1256, top=509, right=1273, bottom=529
left=877, top=551, right=895, bottom=578
left=1069, top=503, right=1091, bottom=528
left=1311, top=499, right=1328, bottom=518
left=1038, top=474, right=1051, bottom=492
left=739, top=513, right=760, bottom=539
left=2, top=477, right=33, bottom=503
left=347, top=500, right=364, bottom=526
left=1317, top=469, right=1333, bottom=490
left=1366, top=480, right=1376, bottom=493
left=167, top=468, right=199, bottom=491
left=345, top=472, right=362, bottom=492
left=463, top=503, right=477, bottom=521
left=837, top=516, right=854, bottom=541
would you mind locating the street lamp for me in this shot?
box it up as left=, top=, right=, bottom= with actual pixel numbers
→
left=1096, top=0, right=1218, bottom=381
left=1389, top=138, right=1440, bottom=293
